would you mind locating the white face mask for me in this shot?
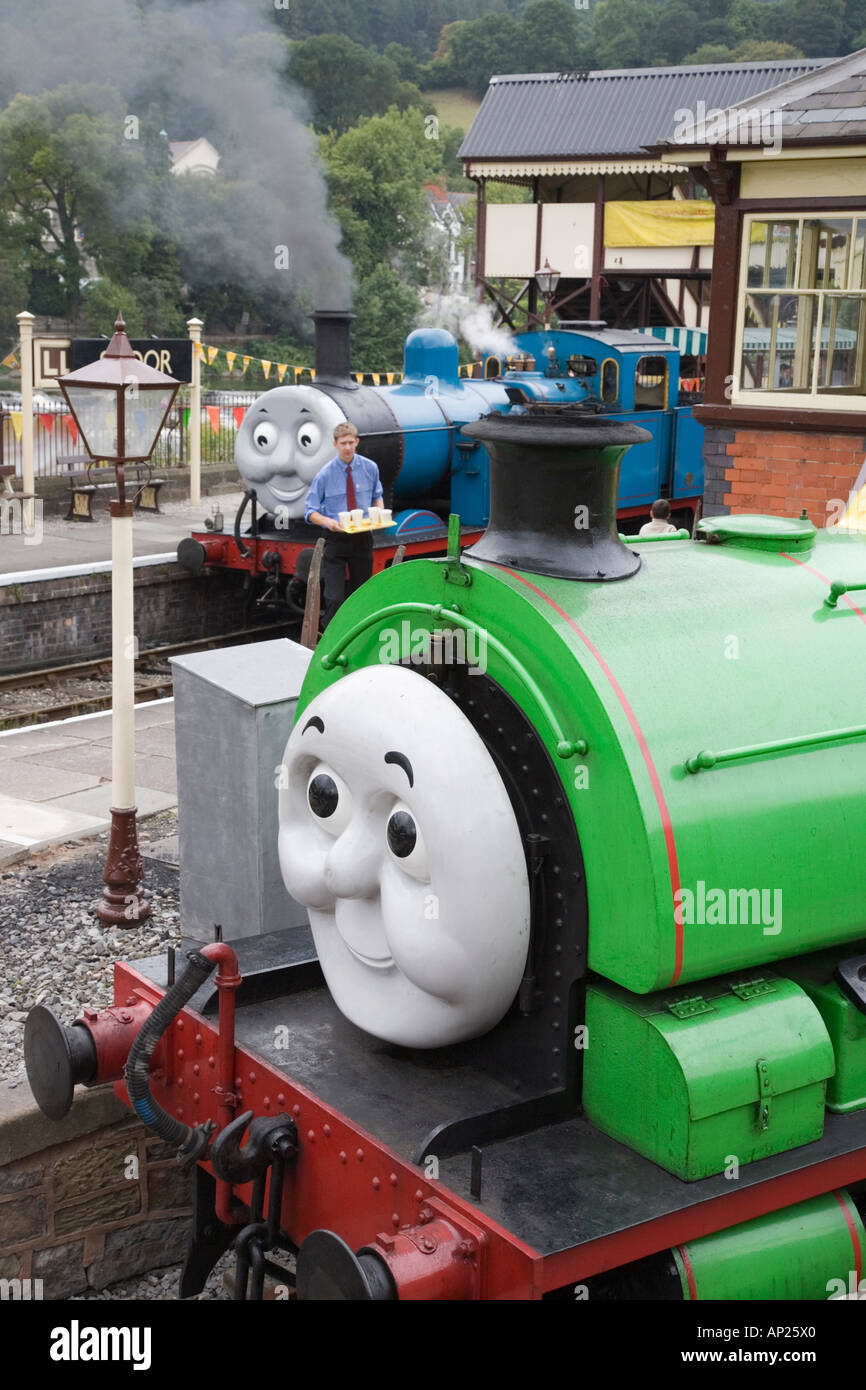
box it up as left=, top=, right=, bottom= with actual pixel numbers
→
left=278, top=664, right=530, bottom=1047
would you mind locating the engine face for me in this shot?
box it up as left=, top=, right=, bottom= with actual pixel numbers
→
left=277, top=664, right=531, bottom=1047
left=235, top=385, right=346, bottom=519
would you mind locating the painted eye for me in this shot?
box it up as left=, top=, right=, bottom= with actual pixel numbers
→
left=386, top=802, right=429, bottom=881
left=297, top=422, right=322, bottom=453
left=307, top=764, right=352, bottom=837
left=252, top=420, right=279, bottom=454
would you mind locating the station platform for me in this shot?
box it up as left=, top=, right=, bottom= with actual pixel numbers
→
left=0, top=492, right=245, bottom=580
left=0, top=701, right=177, bottom=866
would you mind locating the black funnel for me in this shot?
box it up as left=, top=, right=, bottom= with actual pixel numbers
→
left=312, top=310, right=358, bottom=390
left=463, top=413, right=652, bottom=581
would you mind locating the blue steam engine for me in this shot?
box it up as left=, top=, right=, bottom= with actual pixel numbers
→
left=177, top=310, right=705, bottom=615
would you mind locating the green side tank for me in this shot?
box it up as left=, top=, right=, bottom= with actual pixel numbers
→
left=298, top=512, right=866, bottom=995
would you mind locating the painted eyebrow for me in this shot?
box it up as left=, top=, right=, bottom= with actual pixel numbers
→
left=302, top=717, right=325, bottom=736
left=384, top=751, right=414, bottom=787
left=299, top=407, right=311, bottom=415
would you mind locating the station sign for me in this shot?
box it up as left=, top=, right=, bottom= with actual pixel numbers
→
left=69, top=338, right=193, bottom=383
left=32, top=337, right=193, bottom=388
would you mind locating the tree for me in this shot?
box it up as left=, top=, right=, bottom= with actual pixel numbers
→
left=682, top=43, right=737, bottom=63
left=521, top=0, right=584, bottom=71
left=731, top=40, right=805, bottom=59
left=592, top=0, right=662, bottom=70
left=776, top=0, right=845, bottom=54
left=320, top=108, right=442, bottom=284
left=352, top=263, right=421, bottom=366
left=0, top=84, right=173, bottom=319
left=287, top=34, right=425, bottom=134
left=655, top=0, right=700, bottom=65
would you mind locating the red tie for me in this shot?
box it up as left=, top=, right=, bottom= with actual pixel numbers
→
left=345, top=464, right=356, bottom=512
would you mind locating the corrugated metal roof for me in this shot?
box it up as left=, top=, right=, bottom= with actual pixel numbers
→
left=458, top=61, right=828, bottom=161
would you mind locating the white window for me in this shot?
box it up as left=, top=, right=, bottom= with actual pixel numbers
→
left=733, top=214, right=866, bottom=407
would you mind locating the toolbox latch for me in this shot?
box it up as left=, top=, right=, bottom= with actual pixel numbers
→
left=731, top=978, right=776, bottom=1002
left=755, top=1058, right=772, bottom=1130
left=666, top=995, right=714, bottom=1020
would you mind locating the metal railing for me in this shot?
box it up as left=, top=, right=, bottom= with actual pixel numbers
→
left=0, top=388, right=259, bottom=478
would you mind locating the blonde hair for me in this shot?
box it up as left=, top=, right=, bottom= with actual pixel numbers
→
left=333, top=422, right=359, bottom=442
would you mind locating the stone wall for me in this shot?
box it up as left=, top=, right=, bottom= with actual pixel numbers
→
left=0, top=561, right=251, bottom=675
left=0, top=1081, right=191, bottom=1299
left=702, top=427, right=866, bottom=525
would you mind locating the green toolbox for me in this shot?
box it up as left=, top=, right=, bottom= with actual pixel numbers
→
left=583, top=971, right=835, bottom=1180
left=781, top=945, right=866, bottom=1113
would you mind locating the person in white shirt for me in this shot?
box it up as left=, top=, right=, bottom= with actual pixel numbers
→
left=639, top=498, right=678, bottom=536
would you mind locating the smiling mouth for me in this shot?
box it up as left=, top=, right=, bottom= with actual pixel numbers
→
left=269, top=481, right=306, bottom=501
left=344, top=942, right=395, bottom=970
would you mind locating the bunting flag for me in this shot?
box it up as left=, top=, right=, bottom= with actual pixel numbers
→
left=9, top=411, right=22, bottom=440
left=225, top=351, right=236, bottom=373
left=242, top=356, right=251, bottom=374
left=206, top=345, right=219, bottom=366
left=194, top=342, right=206, bottom=362
left=261, top=360, right=271, bottom=379
left=233, top=406, right=246, bottom=428
left=1, top=350, right=19, bottom=369
left=197, top=343, right=402, bottom=384
left=276, top=363, right=287, bottom=383
left=182, top=407, right=190, bottom=429
left=63, top=415, right=78, bottom=445
left=205, top=405, right=221, bottom=434
left=39, top=413, right=54, bottom=433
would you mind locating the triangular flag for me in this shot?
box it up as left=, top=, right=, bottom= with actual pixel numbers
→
left=276, top=363, right=287, bottom=383
left=1, top=351, right=19, bottom=369
left=206, top=405, right=220, bottom=434
left=309, top=369, right=315, bottom=380
left=39, top=413, right=54, bottom=433
left=10, top=411, right=22, bottom=440
left=206, top=345, right=219, bottom=365
left=261, top=360, right=271, bottom=379
left=194, top=343, right=206, bottom=362
left=182, top=407, right=190, bottom=429
left=354, top=373, right=363, bottom=384
left=63, top=414, right=78, bottom=444
left=233, top=406, right=245, bottom=428
left=386, top=373, right=394, bottom=384
left=225, top=351, right=236, bottom=373
left=241, top=356, right=250, bottom=374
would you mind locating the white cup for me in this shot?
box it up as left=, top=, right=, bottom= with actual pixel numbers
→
left=338, top=511, right=351, bottom=529
left=351, top=508, right=364, bottom=526
left=369, top=505, right=383, bottom=527
left=380, top=508, right=392, bottom=525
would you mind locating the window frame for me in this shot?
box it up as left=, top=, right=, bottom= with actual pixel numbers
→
left=732, top=212, right=866, bottom=410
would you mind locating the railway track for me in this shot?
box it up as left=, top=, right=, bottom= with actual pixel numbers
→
left=0, top=625, right=294, bottom=732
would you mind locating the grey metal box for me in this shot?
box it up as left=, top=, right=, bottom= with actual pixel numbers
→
left=170, top=639, right=312, bottom=941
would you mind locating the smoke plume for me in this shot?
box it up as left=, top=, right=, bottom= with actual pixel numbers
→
left=0, top=0, right=352, bottom=318
left=424, top=292, right=515, bottom=358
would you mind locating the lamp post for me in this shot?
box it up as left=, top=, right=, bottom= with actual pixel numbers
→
left=59, top=315, right=180, bottom=927
left=535, top=259, right=561, bottom=329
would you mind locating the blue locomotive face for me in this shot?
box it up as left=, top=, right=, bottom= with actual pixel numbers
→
left=236, top=386, right=347, bottom=520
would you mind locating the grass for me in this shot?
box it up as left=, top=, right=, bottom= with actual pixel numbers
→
left=421, top=88, right=481, bottom=131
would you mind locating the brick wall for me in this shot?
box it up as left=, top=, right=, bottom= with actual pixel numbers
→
left=0, top=1084, right=191, bottom=1298
left=0, top=562, right=251, bottom=675
left=702, top=426, right=866, bottom=526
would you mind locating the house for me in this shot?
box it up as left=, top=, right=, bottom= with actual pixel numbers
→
left=459, top=60, right=826, bottom=332
left=169, top=138, right=220, bottom=177
left=652, top=47, right=866, bottom=524
left=423, top=183, right=475, bottom=292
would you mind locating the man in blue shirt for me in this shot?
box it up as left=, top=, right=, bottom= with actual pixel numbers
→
left=305, top=422, right=383, bottom=627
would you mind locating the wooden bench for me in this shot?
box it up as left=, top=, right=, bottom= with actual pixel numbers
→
left=58, top=456, right=165, bottom=521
